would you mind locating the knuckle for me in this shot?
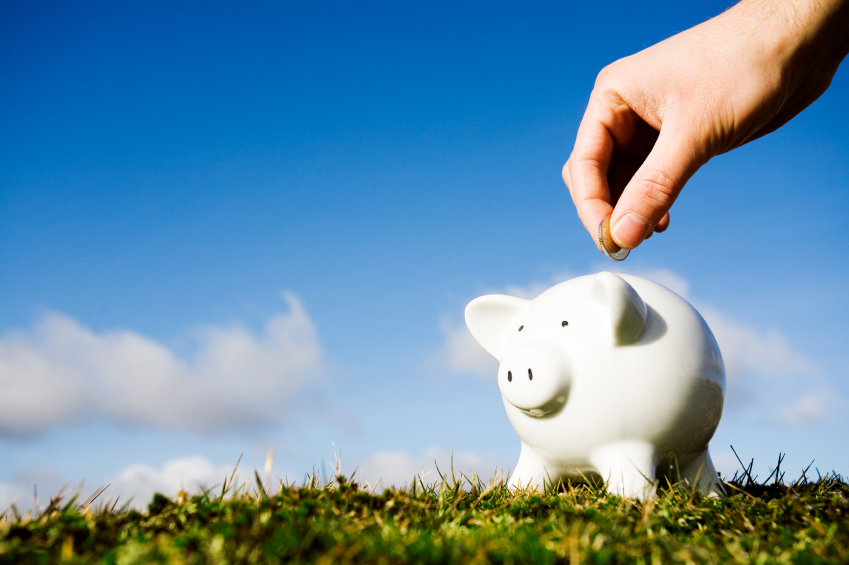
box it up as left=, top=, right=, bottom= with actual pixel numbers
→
left=573, top=191, right=597, bottom=204
left=594, top=59, right=629, bottom=92
left=637, top=170, right=679, bottom=211
left=562, top=162, right=573, bottom=192
left=572, top=154, right=606, bottom=171
left=594, top=63, right=618, bottom=87
left=594, top=66, right=611, bottom=87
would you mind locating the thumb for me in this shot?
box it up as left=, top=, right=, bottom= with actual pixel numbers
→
left=609, top=125, right=705, bottom=249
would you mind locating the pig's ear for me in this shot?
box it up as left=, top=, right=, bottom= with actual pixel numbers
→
left=465, top=295, right=529, bottom=361
left=591, top=272, right=647, bottom=345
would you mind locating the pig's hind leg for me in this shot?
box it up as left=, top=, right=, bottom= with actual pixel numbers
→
left=589, top=440, right=657, bottom=499
left=508, top=442, right=557, bottom=491
left=678, top=448, right=726, bottom=497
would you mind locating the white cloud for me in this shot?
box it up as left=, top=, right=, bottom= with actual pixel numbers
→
left=0, top=456, right=238, bottom=512
left=354, top=447, right=507, bottom=491
left=777, top=396, right=828, bottom=425
left=698, top=304, right=820, bottom=385
left=432, top=319, right=497, bottom=378
left=0, top=292, right=325, bottom=436
left=109, top=456, right=234, bottom=507
left=696, top=304, right=838, bottom=421
left=629, top=269, right=690, bottom=298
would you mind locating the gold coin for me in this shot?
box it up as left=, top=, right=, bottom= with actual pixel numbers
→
left=598, top=215, right=629, bottom=261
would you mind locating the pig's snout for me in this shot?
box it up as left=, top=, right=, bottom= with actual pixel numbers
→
left=498, top=343, right=570, bottom=417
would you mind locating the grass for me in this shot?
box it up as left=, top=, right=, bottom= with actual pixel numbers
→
left=1, top=454, right=848, bottom=564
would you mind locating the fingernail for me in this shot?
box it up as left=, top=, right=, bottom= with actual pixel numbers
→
left=611, top=213, right=650, bottom=249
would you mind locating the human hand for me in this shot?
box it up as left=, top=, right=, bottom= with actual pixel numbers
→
left=563, top=0, right=849, bottom=251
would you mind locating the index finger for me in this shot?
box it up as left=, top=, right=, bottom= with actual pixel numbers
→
left=563, top=89, right=637, bottom=246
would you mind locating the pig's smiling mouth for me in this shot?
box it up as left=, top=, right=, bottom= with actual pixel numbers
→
left=514, top=395, right=568, bottom=418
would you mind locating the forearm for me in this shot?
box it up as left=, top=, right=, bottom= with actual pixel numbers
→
left=677, top=0, right=849, bottom=150
left=734, top=0, right=849, bottom=70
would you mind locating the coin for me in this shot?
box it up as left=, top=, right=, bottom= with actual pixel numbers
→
left=598, top=215, right=630, bottom=261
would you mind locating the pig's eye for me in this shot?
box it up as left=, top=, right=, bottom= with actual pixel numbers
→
left=507, top=371, right=512, bottom=382
left=518, top=325, right=524, bottom=332
left=561, top=321, right=568, bottom=327
left=528, top=369, right=533, bottom=380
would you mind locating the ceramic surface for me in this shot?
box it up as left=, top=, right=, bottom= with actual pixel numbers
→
left=465, top=272, right=726, bottom=498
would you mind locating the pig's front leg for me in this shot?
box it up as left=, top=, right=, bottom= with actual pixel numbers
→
left=589, top=440, right=656, bottom=499
left=509, top=442, right=556, bottom=491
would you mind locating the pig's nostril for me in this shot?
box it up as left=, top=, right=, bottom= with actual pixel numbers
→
left=528, top=368, right=533, bottom=380
left=507, top=371, right=512, bottom=382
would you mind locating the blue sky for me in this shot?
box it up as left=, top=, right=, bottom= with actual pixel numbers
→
left=2, top=0, right=848, bottom=506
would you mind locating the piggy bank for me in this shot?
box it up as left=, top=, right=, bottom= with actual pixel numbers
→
left=465, top=272, right=725, bottom=498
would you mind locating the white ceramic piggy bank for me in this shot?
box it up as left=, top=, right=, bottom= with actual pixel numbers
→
left=465, top=272, right=725, bottom=498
